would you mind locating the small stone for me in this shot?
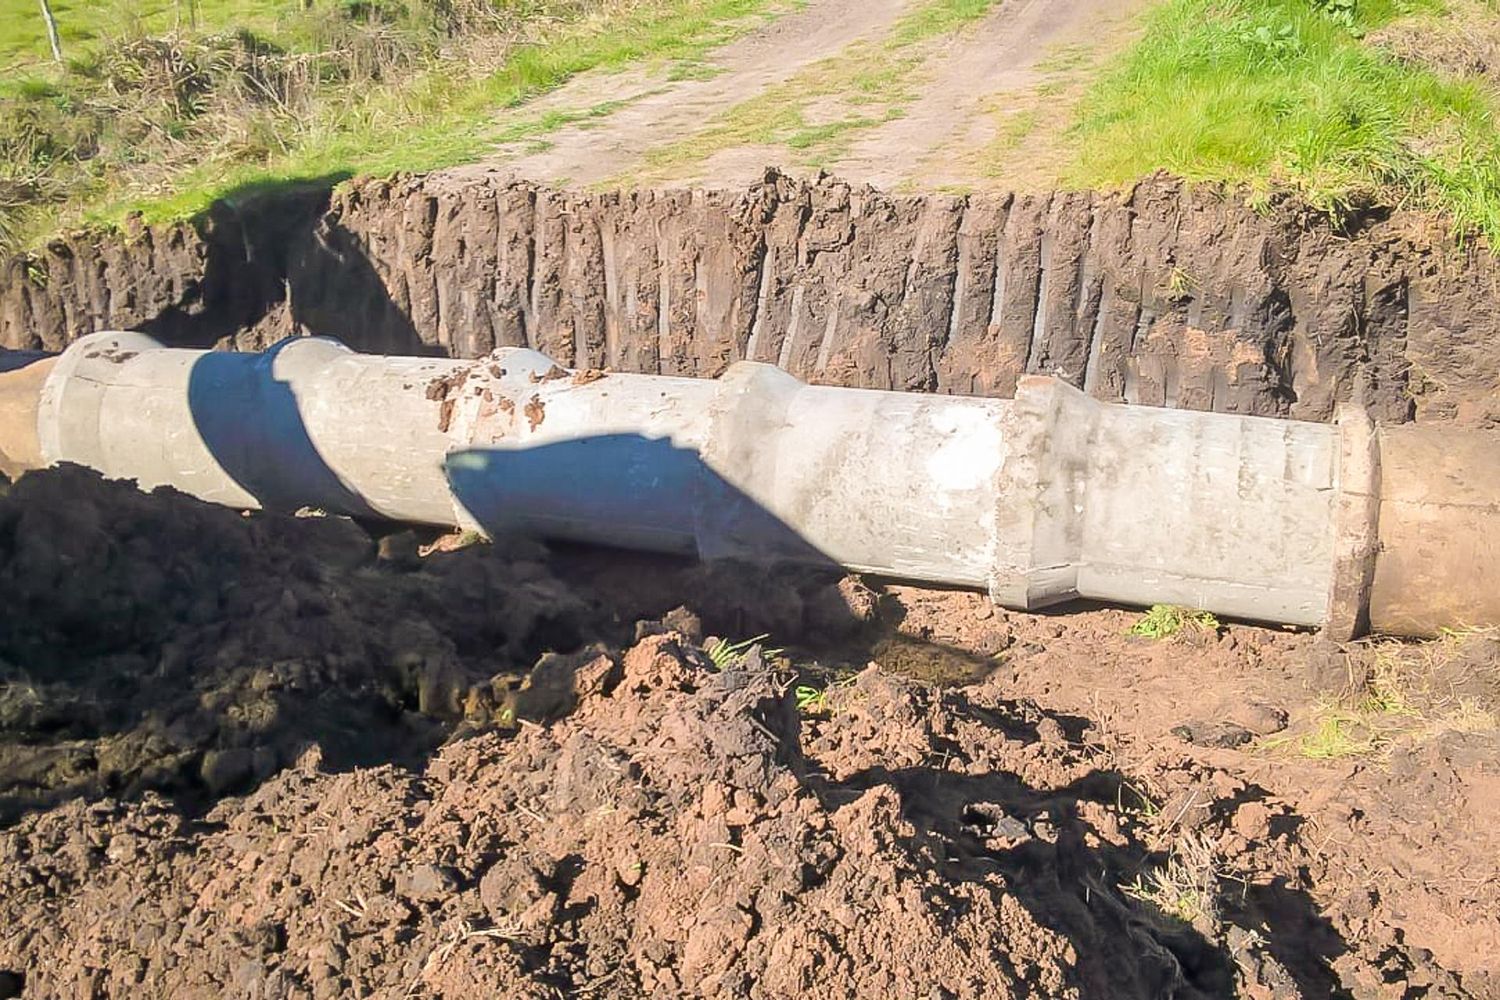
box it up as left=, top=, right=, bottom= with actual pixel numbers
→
left=1036, top=717, right=1067, bottom=746
left=660, top=606, right=704, bottom=643
left=400, top=863, right=458, bottom=902
left=480, top=861, right=547, bottom=919
left=1232, top=801, right=1274, bottom=842
left=1171, top=720, right=1254, bottom=749
left=616, top=855, right=644, bottom=888
left=805, top=576, right=879, bottom=637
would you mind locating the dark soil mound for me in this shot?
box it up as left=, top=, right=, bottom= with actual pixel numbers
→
left=0, top=464, right=593, bottom=822
left=0, top=630, right=1250, bottom=999
left=0, top=466, right=1491, bottom=998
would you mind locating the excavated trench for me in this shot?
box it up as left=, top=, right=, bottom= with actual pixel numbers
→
left=5, top=169, right=1500, bottom=428
left=3, top=174, right=1500, bottom=998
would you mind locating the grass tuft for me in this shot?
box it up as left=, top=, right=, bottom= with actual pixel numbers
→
left=1124, top=831, right=1223, bottom=932
left=1264, top=624, right=1500, bottom=760
left=794, top=683, right=830, bottom=714
left=706, top=633, right=780, bottom=670
left=1291, top=706, right=1384, bottom=759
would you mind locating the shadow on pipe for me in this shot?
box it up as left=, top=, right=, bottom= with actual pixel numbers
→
left=184, top=344, right=845, bottom=573
left=0, top=352, right=48, bottom=374
left=443, top=437, right=842, bottom=570
left=186, top=345, right=379, bottom=517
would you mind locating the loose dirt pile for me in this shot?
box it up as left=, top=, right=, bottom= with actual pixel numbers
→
left=0, top=464, right=596, bottom=823
left=0, top=638, right=1174, bottom=999
left=0, top=468, right=1497, bottom=998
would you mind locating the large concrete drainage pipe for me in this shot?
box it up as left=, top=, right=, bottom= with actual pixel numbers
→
left=3, top=331, right=1496, bottom=638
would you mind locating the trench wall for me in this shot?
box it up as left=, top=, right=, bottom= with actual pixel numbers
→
left=4, top=169, right=1498, bottom=425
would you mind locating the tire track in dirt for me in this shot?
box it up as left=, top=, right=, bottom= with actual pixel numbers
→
left=826, top=0, right=1150, bottom=190
left=480, top=0, right=911, bottom=186
left=485, top=0, right=1145, bottom=191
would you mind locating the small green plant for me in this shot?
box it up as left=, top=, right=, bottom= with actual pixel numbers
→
left=706, top=634, right=780, bottom=670
left=794, top=684, right=830, bottom=715
left=793, top=674, right=858, bottom=716
left=1313, top=0, right=1359, bottom=30
left=1163, top=265, right=1197, bottom=300
left=1129, top=605, right=1221, bottom=640
left=23, top=255, right=46, bottom=288
left=1238, top=19, right=1305, bottom=62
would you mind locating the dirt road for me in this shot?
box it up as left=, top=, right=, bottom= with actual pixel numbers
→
left=484, top=0, right=1146, bottom=190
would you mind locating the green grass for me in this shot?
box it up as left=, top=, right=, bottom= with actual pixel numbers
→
left=705, top=633, right=781, bottom=669
left=989, top=109, right=1040, bottom=154
left=1069, top=0, right=1500, bottom=241
left=1, top=0, right=288, bottom=73
left=493, top=96, right=651, bottom=147
left=884, top=0, right=998, bottom=46
left=1295, top=709, right=1383, bottom=758
left=1261, top=628, right=1500, bottom=760
left=117, top=0, right=782, bottom=226
left=794, top=683, right=831, bottom=714
left=1, top=0, right=786, bottom=246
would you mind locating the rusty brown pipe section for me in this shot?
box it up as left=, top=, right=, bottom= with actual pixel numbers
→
left=0, top=344, right=1496, bottom=639
left=0, top=354, right=53, bottom=482
left=1368, top=427, right=1500, bottom=636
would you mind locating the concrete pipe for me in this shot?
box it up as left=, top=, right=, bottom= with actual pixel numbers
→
left=2, top=331, right=1497, bottom=638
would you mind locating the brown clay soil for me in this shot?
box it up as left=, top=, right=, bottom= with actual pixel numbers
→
left=1, top=466, right=1498, bottom=999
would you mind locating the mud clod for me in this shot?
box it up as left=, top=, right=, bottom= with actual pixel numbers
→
left=524, top=393, right=546, bottom=431
left=572, top=368, right=607, bottom=386
left=530, top=364, right=570, bottom=383
left=0, top=464, right=593, bottom=824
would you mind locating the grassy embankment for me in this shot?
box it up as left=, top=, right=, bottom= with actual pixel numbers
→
left=1066, top=0, right=1500, bottom=242
left=0, top=0, right=782, bottom=252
